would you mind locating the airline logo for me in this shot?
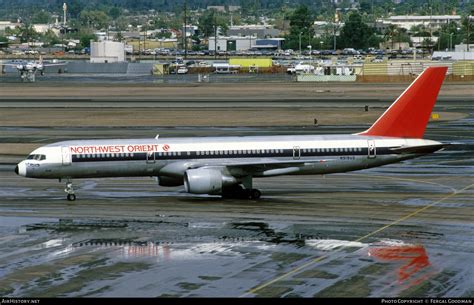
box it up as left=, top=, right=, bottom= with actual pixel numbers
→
left=69, top=144, right=164, bottom=154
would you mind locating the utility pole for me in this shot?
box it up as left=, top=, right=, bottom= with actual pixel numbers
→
left=214, top=13, right=217, bottom=59
left=333, top=10, right=339, bottom=51
left=183, top=0, right=187, bottom=59
left=144, top=26, right=147, bottom=51
left=468, top=15, right=471, bottom=52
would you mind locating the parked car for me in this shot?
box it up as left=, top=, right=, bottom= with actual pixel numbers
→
left=177, top=66, right=188, bottom=74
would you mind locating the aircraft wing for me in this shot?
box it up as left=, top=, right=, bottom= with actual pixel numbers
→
left=159, top=158, right=332, bottom=177
left=0, top=63, right=22, bottom=67
left=43, top=62, right=67, bottom=67
left=223, top=158, right=331, bottom=176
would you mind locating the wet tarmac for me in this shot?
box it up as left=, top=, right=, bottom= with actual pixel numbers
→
left=0, top=104, right=472, bottom=297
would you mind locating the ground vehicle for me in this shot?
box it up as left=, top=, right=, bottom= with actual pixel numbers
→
left=177, top=66, right=189, bottom=74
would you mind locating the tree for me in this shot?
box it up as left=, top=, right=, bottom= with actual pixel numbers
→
left=40, top=29, right=61, bottom=47
left=79, top=33, right=97, bottom=48
left=198, top=10, right=228, bottom=38
left=198, top=10, right=216, bottom=38
left=18, top=23, right=38, bottom=43
left=31, top=10, right=50, bottom=24
left=79, top=10, right=110, bottom=30
left=338, top=12, right=378, bottom=49
left=0, top=35, right=8, bottom=48
left=109, top=7, right=121, bottom=20
left=384, top=25, right=410, bottom=50
left=114, top=32, right=124, bottom=42
left=285, top=5, right=314, bottom=51
left=114, top=16, right=129, bottom=31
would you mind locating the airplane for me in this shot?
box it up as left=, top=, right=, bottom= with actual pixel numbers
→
left=15, top=66, right=448, bottom=201
left=1, top=56, right=66, bottom=82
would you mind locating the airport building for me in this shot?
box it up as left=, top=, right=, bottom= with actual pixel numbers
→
left=208, top=36, right=257, bottom=52
left=208, top=36, right=284, bottom=52
left=227, top=25, right=281, bottom=39
left=376, top=15, right=461, bottom=31
left=90, top=41, right=125, bottom=63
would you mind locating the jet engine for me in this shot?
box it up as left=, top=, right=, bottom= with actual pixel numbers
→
left=184, top=168, right=237, bottom=195
left=157, top=176, right=183, bottom=187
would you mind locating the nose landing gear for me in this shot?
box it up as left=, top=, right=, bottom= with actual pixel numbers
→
left=64, top=181, right=76, bottom=201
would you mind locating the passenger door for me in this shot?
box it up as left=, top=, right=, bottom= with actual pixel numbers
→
left=146, top=151, right=156, bottom=164
left=293, top=146, right=301, bottom=160
left=367, top=140, right=376, bottom=159
left=61, top=146, right=71, bottom=165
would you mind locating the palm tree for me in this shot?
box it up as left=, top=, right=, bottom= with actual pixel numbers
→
left=384, top=24, right=399, bottom=50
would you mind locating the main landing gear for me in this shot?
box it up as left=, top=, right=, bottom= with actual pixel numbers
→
left=222, top=185, right=262, bottom=200
left=64, top=181, right=76, bottom=201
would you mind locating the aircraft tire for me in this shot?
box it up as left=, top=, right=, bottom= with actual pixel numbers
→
left=67, top=194, right=76, bottom=201
left=250, top=189, right=261, bottom=200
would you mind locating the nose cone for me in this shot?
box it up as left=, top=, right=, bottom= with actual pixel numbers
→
left=16, top=161, right=27, bottom=177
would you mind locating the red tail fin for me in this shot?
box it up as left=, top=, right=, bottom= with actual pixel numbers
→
left=359, top=66, right=447, bottom=138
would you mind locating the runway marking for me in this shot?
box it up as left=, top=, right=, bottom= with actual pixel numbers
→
left=240, top=182, right=474, bottom=297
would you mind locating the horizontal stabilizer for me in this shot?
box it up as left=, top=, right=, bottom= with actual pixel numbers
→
left=390, top=143, right=447, bottom=154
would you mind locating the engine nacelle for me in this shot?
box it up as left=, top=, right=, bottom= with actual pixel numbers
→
left=157, top=176, right=183, bottom=187
left=184, top=168, right=236, bottom=195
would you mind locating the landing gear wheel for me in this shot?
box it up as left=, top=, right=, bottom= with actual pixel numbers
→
left=64, top=181, right=76, bottom=201
left=250, top=189, right=261, bottom=200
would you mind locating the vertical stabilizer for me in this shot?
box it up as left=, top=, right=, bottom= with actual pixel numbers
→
left=359, top=66, right=447, bottom=138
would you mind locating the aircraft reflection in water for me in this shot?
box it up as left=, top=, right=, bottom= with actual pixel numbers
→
left=72, top=240, right=171, bottom=259
left=15, top=67, right=449, bottom=200
left=369, top=244, right=433, bottom=287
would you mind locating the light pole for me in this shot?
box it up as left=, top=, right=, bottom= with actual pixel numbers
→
left=299, top=32, right=302, bottom=55
left=183, top=0, right=187, bottom=59
left=449, top=32, right=454, bottom=51
left=308, top=45, right=312, bottom=63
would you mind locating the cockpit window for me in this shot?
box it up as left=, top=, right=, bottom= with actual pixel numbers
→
left=26, top=154, right=46, bottom=161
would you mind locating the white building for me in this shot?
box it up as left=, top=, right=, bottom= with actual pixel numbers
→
left=455, top=43, right=474, bottom=52
left=227, top=25, right=280, bottom=38
left=208, top=36, right=257, bottom=52
left=90, top=41, right=125, bottom=63
left=377, top=15, right=461, bottom=31
left=206, top=5, right=240, bottom=13
left=0, top=21, right=20, bottom=31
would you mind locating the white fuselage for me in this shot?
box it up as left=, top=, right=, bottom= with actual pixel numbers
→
left=16, top=134, right=442, bottom=180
